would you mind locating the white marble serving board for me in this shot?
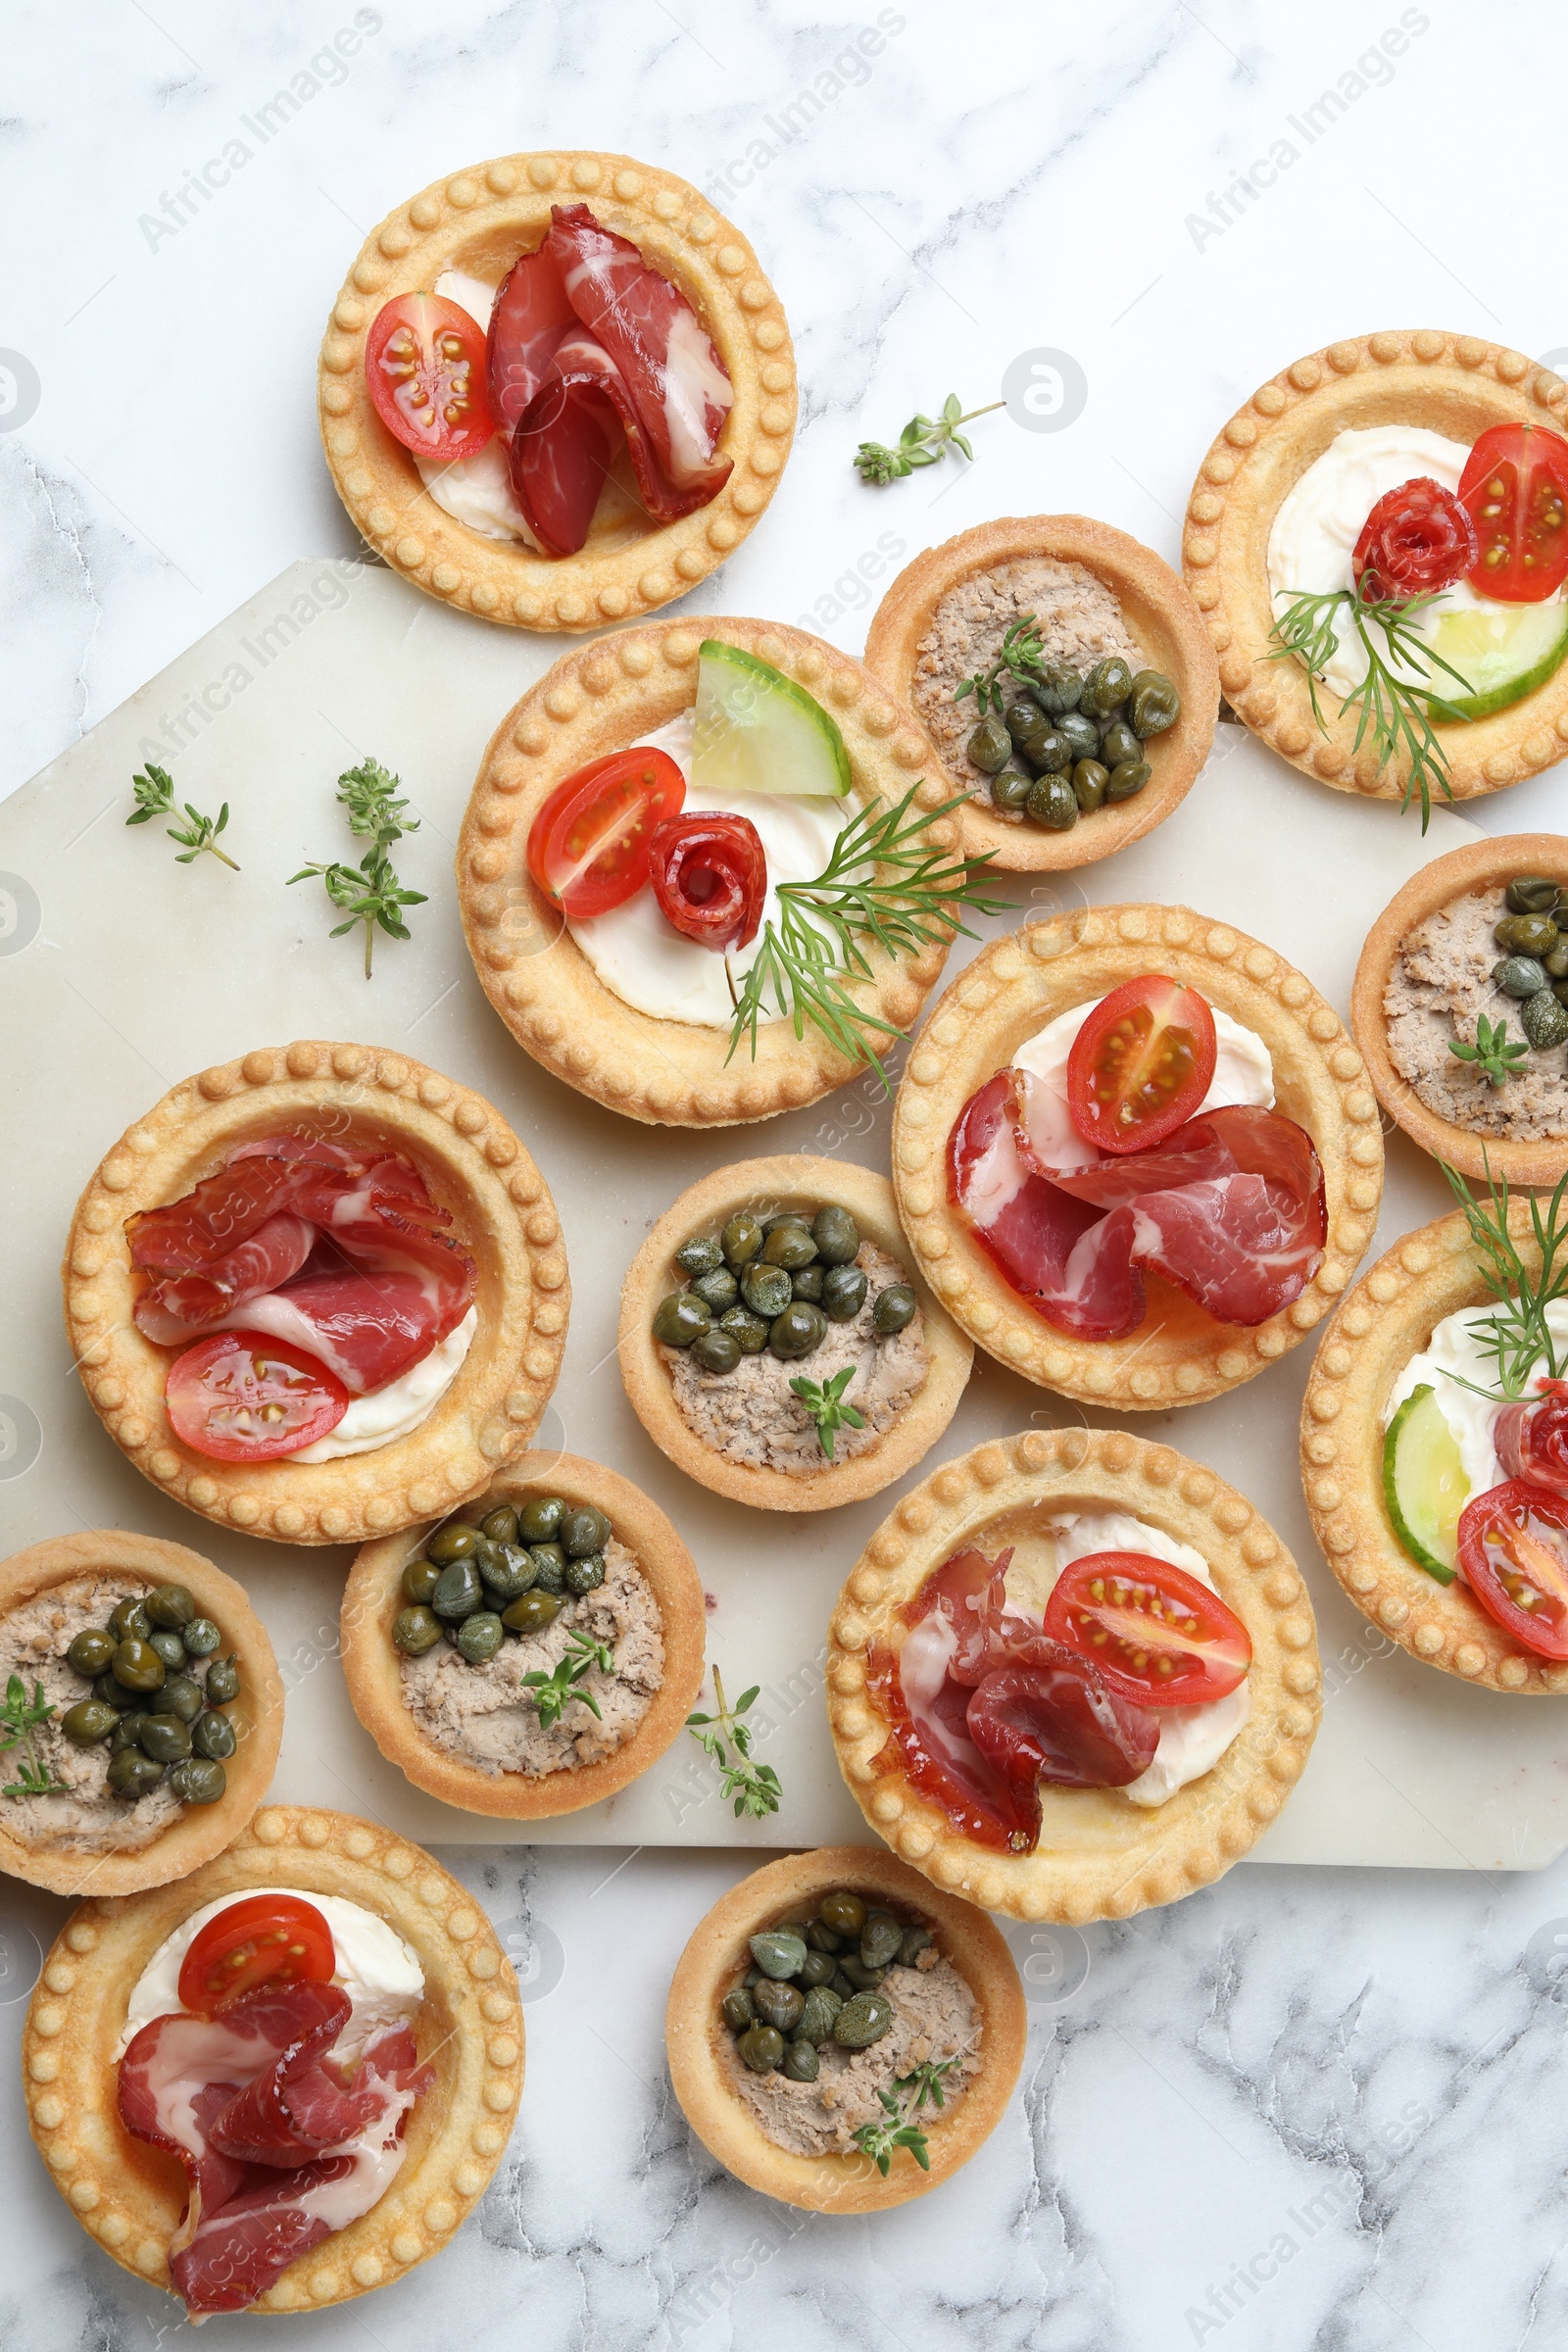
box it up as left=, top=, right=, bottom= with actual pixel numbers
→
left=0, top=555, right=1556, bottom=1868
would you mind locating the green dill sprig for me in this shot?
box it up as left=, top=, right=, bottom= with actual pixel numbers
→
left=955, top=613, right=1047, bottom=718
left=522, top=1630, right=614, bottom=1733
left=1438, top=1155, right=1568, bottom=1399
left=1449, top=1012, right=1529, bottom=1091
left=125, top=763, right=239, bottom=869
left=684, top=1667, right=781, bottom=1821
left=852, top=2057, right=959, bottom=2176
left=788, top=1363, right=865, bottom=1460
left=726, top=786, right=1012, bottom=1087
left=289, top=754, right=425, bottom=979
left=855, top=394, right=1004, bottom=485
left=1, top=1676, right=66, bottom=1798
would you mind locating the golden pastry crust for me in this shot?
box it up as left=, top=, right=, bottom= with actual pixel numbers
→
left=664, top=1844, right=1025, bottom=2212
left=827, top=1431, right=1321, bottom=1922
left=341, top=1451, right=706, bottom=1817
left=892, top=905, right=1383, bottom=1408
left=1300, top=1202, right=1568, bottom=1692
left=1181, top=329, right=1568, bottom=800
left=618, top=1156, right=973, bottom=1510
left=1351, top=831, right=1568, bottom=1185
left=459, top=618, right=960, bottom=1127
left=61, top=1042, right=569, bottom=1545
left=21, top=1806, right=522, bottom=2314
left=863, top=514, right=1219, bottom=870
left=318, top=150, right=795, bottom=632
left=0, top=1530, right=282, bottom=1898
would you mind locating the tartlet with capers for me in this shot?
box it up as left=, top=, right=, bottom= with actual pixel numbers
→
left=618, top=1157, right=973, bottom=1511
left=342, top=1452, right=706, bottom=1818
left=0, top=1530, right=282, bottom=1896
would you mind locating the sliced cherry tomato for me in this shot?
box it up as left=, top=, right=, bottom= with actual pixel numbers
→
left=1065, top=975, right=1217, bottom=1154
left=366, top=293, right=494, bottom=462
left=1351, top=476, right=1477, bottom=606
left=178, top=1893, right=336, bottom=2016
left=648, top=810, right=766, bottom=952
left=526, top=748, right=686, bottom=917
left=165, top=1331, right=348, bottom=1463
left=1044, top=1551, right=1252, bottom=1706
left=1456, top=1479, right=1568, bottom=1659
left=1458, top=424, right=1568, bottom=603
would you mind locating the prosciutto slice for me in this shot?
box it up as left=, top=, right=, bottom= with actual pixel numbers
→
left=1496, top=1382, right=1568, bottom=1495
left=509, top=330, right=624, bottom=558
left=487, top=243, right=578, bottom=432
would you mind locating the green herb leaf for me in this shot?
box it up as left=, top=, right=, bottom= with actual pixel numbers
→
left=854, top=395, right=1004, bottom=487
left=1449, top=1011, right=1530, bottom=1091
left=787, top=1363, right=866, bottom=1460
left=125, top=764, right=239, bottom=869
left=1437, top=1153, right=1568, bottom=1399
left=521, top=1629, right=614, bottom=1732
left=0, top=1675, right=66, bottom=1798
left=684, top=1666, right=781, bottom=1820
left=851, top=2055, right=960, bottom=2176
left=336, top=757, right=419, bottom=848
left=955, top=612, right=1049, bottom=718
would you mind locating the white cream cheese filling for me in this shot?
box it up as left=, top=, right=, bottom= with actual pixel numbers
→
left=288, top=1305, right=477, bottom=1463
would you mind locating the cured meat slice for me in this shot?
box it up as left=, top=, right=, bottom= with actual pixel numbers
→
left=966, top=1649, right=1159, bottom=1835
left=509, top=329, right=620, bottom=557
left=211, top=2020, right=430, bottom=2168
left=487, top=243, right=578, bottom=433
left=133, top=1212, right=316, bottom=1342
left=202, top=1265, right=469, bottom=1396
left=171, top=2130, right=407, bottom=2317
left=1496, top=1382, right=1568, bottom=1495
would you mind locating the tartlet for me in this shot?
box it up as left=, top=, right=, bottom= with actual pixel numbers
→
left=459, top=619, right=958, bottom=1128
left=341, top=1451, right=706, bottom=1818
left=864, top=514, right=1219, bottom=870
left=664, top=1844, right=1025, bottom=2213
left=62, top=1041, right=568, bottom=1545
left=1301, top=1202, right=1568, bottom=1693
left=827, top=1430, right=1321, bottom=1921
left=1181, top=328, right=1568, bottom=801
left=318, top=150, right=795, bottom=632
left=21, top=1804, right=523, bottom=2314
left=1351, top=831, right=1568, bottom=1186
left=892, top=904, right=1383, bottom=1409
left=618, top=1156, right=974, bottom=1510
left=0, top=1530, right=282, bottom=1897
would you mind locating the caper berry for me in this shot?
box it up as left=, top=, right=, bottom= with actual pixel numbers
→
left=91, top=1672, right=136, bottom=1714
left=1506, top=874, right=1563, bottom=915
left=737, top=2024, right=785, bottom=2074
left=1521, top=988, right=1568, bottom=1051
left=1080, top=656, right=1133, bottom=717
left=1004, top=700, right=1048, bottom=755
left=162, top=1673, right=205, bottom=1724
left=753, top=1978, right=806, bottom=2034
left=653, top=1292, right=711, bottom=1348
left=1494, top=956, right=1548, bottom=1000
left=107, top=1748, right=165, bottom=1798
left=1501, top=912, right=1559, bottom=958
left=110, top=1596, right=152, bottom=1644
left=1128, top=670, right=1181, bottom=737
left=807, top=1917, right=843, bottom=1955
left=519, top=1495, right=565, bottom=1544
left=68, top=1629, right=116, bottom=1680
left=821, top=1263, right=868, bottom=1322
left=192, top=1708, right=237, bottom=1760
left=990, top=765, right=1034, bottom=812
left=691, top=1326, right=741, bottom=1375
left=1034, top=664, right=1084, bottom=715
left=782, top=2038, right=819, bottom=2082
left=564, top=1552, right=606, bottom=1597
left=203, top=1653, right=240, bottom=1706
left=676, top=1234, right=724, bottom=1280
left=897, top=1926, right=934, bottom=1967
left=819, top=1889, right=867, bottom=1938
left=761, top=1220, right=818, bottom=1271
left=741, top=1263, right=794, bottom=1319
left=431, top=1559, right=483, bottom=1622
left=529, top=1543, right=567, bottom=1594
left=181, top=1618, right=221, bottom=1659
left=1099, top=719, right=1142, bottom=769
left=112, top=1638, right=165, bottom=1694
left=860, top=1916, right=903, bottom=1970
left=796, top=1986, right=844, bottom=2044
left=873, top=1284, right=918, bottom=1336
left=832, top=1990, right=894, bottom=2049
left=138, top=1713, right=192, bottom=1764
left=475, top=1541, right=536, bottom=1602
left=791, top=1264, right=824, bottom=1303
left=1057, top=709, right=1102, bottom=761
left=61, top=1699, right=117, bottom=1745
left=806, top=1202, right=857, bottom=1264
left=393, top=1605, right=444, bottom=1655
left=561, top=1505, right=611, bottom=1559
left=837, top=1953, right=887, bottom=1991
left=691, top=1266, right=739, bottom=1314
left=145, top=1582, right=196, bottom=1631
left=719, top=1306, right=769, bottom=1354
left=965, top=714, right=1012, bottom=773
left=148, top=1629, right=187, bottom=1671
left=427, top=1522, right=481, bottom=1565
left=1025, top=772, right=1078, bottom=831
left=480, top=1504, right=520, bottom=1546
left=721, top=1985, right=756, bottom=2032
left=168, top=1757, right=225, bottom=1804
left=110, top=1711, right=151, bottom=1754
left=1105, top=758, right=1152, bottom=803
left=1072, top=759, right=1109, bottom=812
left=750, top=1929, right=808, bottom=1980
left=502, top=1589, right=562, bottom=1635
left=456, top=1611, right=504, bottom=1664
left=721, top=1212, right=764, bottom=1267
left=769, top=1301, right=826, bottom=1360
left=403, top=1558, right=442, bottom=1605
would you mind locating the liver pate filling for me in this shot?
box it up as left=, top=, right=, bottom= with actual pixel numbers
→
left=1384, top=885, right=1568, bottom=1142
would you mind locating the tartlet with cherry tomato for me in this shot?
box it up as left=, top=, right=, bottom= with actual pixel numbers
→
left=1184, top=328, right=1568, bottom=807
left=892, top=903, right=1382, bottom=1410
left=318, top=149, right=795, bottom=634
left=827, top=1429, right=1320, bottom=1922
left=63, top=1042, right=568, bottom=1546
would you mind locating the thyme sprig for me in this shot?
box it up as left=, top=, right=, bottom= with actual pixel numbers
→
left=1266, top=582, right=1472, bottom=831
left=684, top=1667, right=781, bottom=1821
left=125, top=763, right=239, bottom=869
left=1449, top=1012, right=1529, bottom=1091
left=725, top=786, right=1012, bottom=1087
left=955, top=613, right=1048, bottom=719
left=1438, top=1157, right=1568, bottom=1399
left=788, top=1363, right=864, bottom=1460
left=522, top=1630, right=613, bottom=1732
left=289, top=754, right=425, bottom=979
left=852, top=2057, right=959, bottom=2176
left=855, top=394, right=1004, bottom=485
left=335, top=756, right=419, bottom=850
left=1, top=1676, right=67, bottom=1798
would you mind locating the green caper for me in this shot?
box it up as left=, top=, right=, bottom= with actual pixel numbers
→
left=1128, top=670, right=1181, bottom=737
left=564, top=1553, right=606, bottom=1597
left=1545, top=942, right=1568, bottom=980
left=112, top=1638, right=165, bottom=1694
left=431, top=1559, right=483, bottom=1621
left=456, top=1612, right=504, bottom=1664
left=653, top=1292, right=711, bottom=1348
left=965, top=714, right=1012, bottom=773
left=795, top=1946, right=834, bottom=1988
left=1057, top=710, right=1102, bottom=761
left=990, top=765, right=1035, bottom=812
left=1494, top=956, right=1548, bottom=999
left=400, top=1559, right=440, bottom=1608
left=203, top=1654, right=240, bottom=1706
left=691, top=1266, right=739, bottom=1314
left=860, top=1916, right=903, bottom=1969
left=110, top=1597, right=152, bottom=1644
left=1556, top=979, right=1568, bottom=1009
left=770, top=1301, right=826, bottom=1360
left=61, top=1699, right=117, bottom=1745
left=691, top=1325, right=742, bottom=1376
left=146, top=1582, right=196, bottom=1630
left=1025, top=772, right=1078, bottom=831
left=721, top=1212, right=765, bottom=1268
left=1501, top=912, right=1559, bottom=958
left=1105, top=759, right=1152, bottom=802
left=750, top=1929, right=808, bottom=1980
left=1031, top=728, right=1073, bottom=775
left=796, top=1986, right=844, bottom=2044
left=1099, top=719, right=1142, bottom=768
left=148, top=1629, right=187, bottom=1671
left=1034, top=665, right=1084, bottom=716
left=110, top=1711, right=151, bottom=1754
left=719, top=1306, right=769, bottom=1354
left=561, top=1505, right=610, bottom=1558
left=1080, top=656, right=1133, bottom=716
left=828, top=1967, right=859, bottom=2000
left=168, top=1756, right=224, bottom=1804
left=192, top=1708, right=237, bottom=1760
left=476, top=1541, right=536, bottom=1602
left=427, top=1522, right=482, bottom=1565
left=821, top=1263, right=868, bottom=1322
left=737, top=2024, right=785, bottom=2074
left=676, top=1234, right=724, bottom=1280
left=393, top=1605, right=444, bottom=1655
left=837, top=1954, right=887, bottom=1991
left=1506, top=875, right=1563, bottom=915
left=503, top=1589, right=562, bottom=1635
left=1521, top=989, right=1568, bottom=1051
left=897, top=1925, right=933, bottom=1967
left=761, top=1220, right=817, bottom=1270
left=181, top=1618, right=221, bottom=1659
left=791, top=1264, right=824, bottom=1303
left=67, top=1629, right=116, bottom=1680
left=782, top=2038, right=819, bottom=2082
left=138, top=1713, right=191, bottom=1764
left=721, top=1984, right=756, bottom=2032
left=811, top=1205, right=860, bottom=1265
left=819, top=1889, right=867, bottom=1937
left=107, top=1748, right=165, bottom=1798
left=832, top=1990, right=894, bottom=2049
left=480, top=1504, right=520, bottom=1545
left=741, top=1263, right=794, bottom=1319
left=807, top=1917, right=843, bottom=1954
left=519, top=1495, right=565, bottom=1544
left=1004, top=699, right=1049, bottom=754
left=162, top=1673, right=205, bottom=1724
left=529, top=1544, right=567, bottom=1595
left=753, top=1978, right=806, bottom=2034
left=873, top=1284, right=917, bottom=1336
left=91, top=1672, right=136, bottom=1714
left=1072, top=759, right=1109, bottom=811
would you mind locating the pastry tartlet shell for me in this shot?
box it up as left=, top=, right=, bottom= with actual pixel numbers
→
left=0, top=1530, right=283, bottom=1898
left=863, top=514, right=1220, bottom=871
left=1181, top=328, right=1568, bottom=801
left=21, top=1804, right=524, bottom=2314
left=1301, top=1202, right=1568, bottom=1692
left=618, top=1156, right=974, bottom=1511
left=1351, top=831, right=1568, bottom=1186
left=62, top=1042, right=569, bottom=1545
left=827, top=1431, right=1321, bottom=1921
left=664, top=1843, right=1025, bottom=2212
left=318, top=149, right=796, bottom=632
left=459, top=617, right=959, bottom=1128
left=341, top=1450, right=707, bottom=1818
left=892, top=904, right=1383, bottom=1408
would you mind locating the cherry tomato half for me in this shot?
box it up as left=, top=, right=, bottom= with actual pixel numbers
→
left=1458, top=425, right=1568, bottom=603
left=1043, top=1551, right=1252, bottom=1707
left=165, top=1331, right=349, bottom=1463
left=526, top=748, right=686, bottom=917
left=648, top=810, right=767, bottom=952
left=1456, top=1479, right=1568, bottom=1659
left=366, top=293, right=494, bottom=463
left=1065, top=976, right=1218, bottom=1155
left=178, top=1893, right=336, bottom=2016
left=1351, top=476, right=1477, bottom=607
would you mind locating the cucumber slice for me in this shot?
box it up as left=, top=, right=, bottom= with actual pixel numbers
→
left=692, top=641, right=853, bottom=798
left=1427, top=600, right=1568, bottom=721
left=1382, top=1382, right=1467, bottom=1584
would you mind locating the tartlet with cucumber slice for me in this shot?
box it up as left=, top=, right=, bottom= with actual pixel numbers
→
left=1182, top=329, right=1568, bottom=820
left=1301, top=1180, right=1568, bottom=1692
left=457, top=619, right=1007, bottom=1128
left=618, top=1157, right=973, bottom=1511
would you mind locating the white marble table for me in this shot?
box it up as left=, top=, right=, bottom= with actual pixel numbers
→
left=4, top=3, right=1568, bottom=2345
